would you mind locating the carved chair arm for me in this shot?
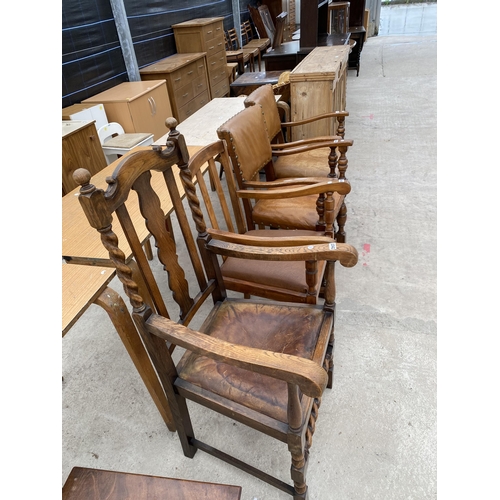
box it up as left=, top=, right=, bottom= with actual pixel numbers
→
left=242, top=176, right=331, bottom=188
left=207, top=228, right=335, bottom=247
left=207, top=238, right=359, bottom=268
left=146, top=314, right=328, bottom=398
left=271, top=138, right=353, bottom=156
left=237, top=178, right=351, bottom=199
left=281, top=111, right=349, bottom=128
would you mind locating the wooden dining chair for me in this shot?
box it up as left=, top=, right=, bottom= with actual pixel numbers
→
left=224, top=31, right=250, bottom=75
left=217, top=103, right=352, bottom=242
left=72, top=131, right=358, bottom=500
left=166, top=120, right=335, bottom=304
left=244, top=84, right=352, bottom=180
left=241, top=20, right=270, bottom=70
left=227, top=28, right=259, bottom=71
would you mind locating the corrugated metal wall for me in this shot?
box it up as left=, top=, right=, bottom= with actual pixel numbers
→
left=62, top=0, right=255, bottom=107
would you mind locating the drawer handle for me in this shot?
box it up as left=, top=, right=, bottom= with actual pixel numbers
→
left=198, top=65, right=204, bottom=69
left=182, top=93, right=188, bottom=98
left=216, top=27, right=221, bottom=31
left=148, top=96, right=157, bottom=115
left=209, top=45, right=214, bottom=50
left=175, top=77, right=181, bottom=82
left=187, top=71, right=193, bottom=75
left=197, top=84, right=203, bottom=88
left=207, top=30, right=213, bottom=34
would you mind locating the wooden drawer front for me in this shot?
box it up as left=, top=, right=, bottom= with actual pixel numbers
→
left=170, top=61, right=201, bottom=92
left=203, top=22, right=223, bottom=42
left=210, top=63, right=229, bottom=87
left=211, top=78, right=230, bottom=99
left=178, top=90, right=210, bottom=122
left=207, top=52, right=227, bottom=75
left=204, top=34, right=225, bottom=58
left=174, top=75, right=208, bottom=108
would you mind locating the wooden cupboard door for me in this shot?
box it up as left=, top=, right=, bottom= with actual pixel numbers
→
left=128, top=84, right=173, bottom=141
left=62, top=122, right=107, bottom=194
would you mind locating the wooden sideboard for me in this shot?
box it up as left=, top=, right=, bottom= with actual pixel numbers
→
left=172, top=17, right=230, bottom=99
left=140, top=53, right=210, bottom=123
left=289, top=45, right=349, bottom=140
left=62, top=120, right=107, bottom=195
left=83, top=81, right=172, bottom=141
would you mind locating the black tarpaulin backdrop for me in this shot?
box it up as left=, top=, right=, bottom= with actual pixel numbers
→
left=62, top=0, right=254, bottom=108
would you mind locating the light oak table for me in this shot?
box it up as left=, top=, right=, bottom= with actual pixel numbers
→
left=62, top=145, right=202, bottom=431
left=153, top=96, right=247, bottom=147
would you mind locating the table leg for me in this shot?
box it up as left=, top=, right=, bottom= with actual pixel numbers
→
left=94, top=286, right=176, bottom=432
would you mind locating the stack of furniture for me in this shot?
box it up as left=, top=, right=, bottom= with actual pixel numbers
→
left=172, top=17, right=230, bottom=99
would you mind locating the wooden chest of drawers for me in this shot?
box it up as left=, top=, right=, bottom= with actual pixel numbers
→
left=140, top=53, right=210, bottom=123
left=172, top=17, right=230, bottom=99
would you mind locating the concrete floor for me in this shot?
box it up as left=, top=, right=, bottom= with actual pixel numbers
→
left=62, top=5, right=437, bottom=499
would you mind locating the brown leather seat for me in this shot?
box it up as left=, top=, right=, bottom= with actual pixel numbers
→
left=244, top=84, right=352, bottom=180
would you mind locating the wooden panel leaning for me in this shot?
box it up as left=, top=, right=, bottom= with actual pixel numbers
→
left=72, top=125, right=358, bottom=499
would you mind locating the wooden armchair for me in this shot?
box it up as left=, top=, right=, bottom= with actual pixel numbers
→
left=244, top=84, right=352, bottom=180
left=217, top=103, right=352, bottom=242
left=167, top=119, right=334, bottom=304
left=72, top=135, right=358, bottom=499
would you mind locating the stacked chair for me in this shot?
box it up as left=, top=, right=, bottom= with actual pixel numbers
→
left=226, top=28, right=259, bottom=72
left=73, top=112, right=358, bottom=498
left=240, top=20, right=271, bottom=70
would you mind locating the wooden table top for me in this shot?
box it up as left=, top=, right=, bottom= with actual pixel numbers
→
left=62, top=145, right=202, bottom=265
left=63, top=467, right=242, bottom=500
left=62, top=263, right=116, bottom=335
left=154, top=97, right=247, bottom=147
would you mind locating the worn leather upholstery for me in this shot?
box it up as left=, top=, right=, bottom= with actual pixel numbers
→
left=176, top=298, right=332, bottom=423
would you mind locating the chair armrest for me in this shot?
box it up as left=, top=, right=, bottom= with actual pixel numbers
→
left=237, top=178, right=351, bottom=199
left=242, top=176, right=343, bottom=188
left=146, top=314, right=328, bottom=398
left=207, top=228, right=335, bottom=247
left=207, top=238, right=358, bottom=268
left=282, top=111, right=349, bottom=128
left=272, top=138, right=353, bottom=156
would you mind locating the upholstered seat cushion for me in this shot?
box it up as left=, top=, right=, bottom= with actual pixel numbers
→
left=273, top=147, right=334, bottom=179
left=176, top=298, right=332, bottom=423
left=251, top=193, right=344, bottom=231
left=221, top=229, right=327, bottom=293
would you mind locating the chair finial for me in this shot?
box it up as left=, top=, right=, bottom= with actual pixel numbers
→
left=166, top=117, right=178, bottom=134
left=73, top=168, right=91, bottom=186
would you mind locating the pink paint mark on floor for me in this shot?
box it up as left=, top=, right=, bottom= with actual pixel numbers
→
left=362, top=114, right=374, bottom=120
left=363, top=243, right=371, bottom=253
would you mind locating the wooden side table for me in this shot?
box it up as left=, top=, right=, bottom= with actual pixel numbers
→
left=62, top=467, right=242, bottom=499
left=230, top=71, right=283, bottom=97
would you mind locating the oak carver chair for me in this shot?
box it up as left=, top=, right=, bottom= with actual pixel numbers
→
left=73, top=130, right=358, bottom=500
left=167, top=119, right=336, bottom=304
left=244, top=84, right=352, bottom=180
left=216, top=103, right=352, bottom=242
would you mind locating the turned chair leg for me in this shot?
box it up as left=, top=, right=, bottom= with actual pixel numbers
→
left=335, top=202, right=347, bottom=243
